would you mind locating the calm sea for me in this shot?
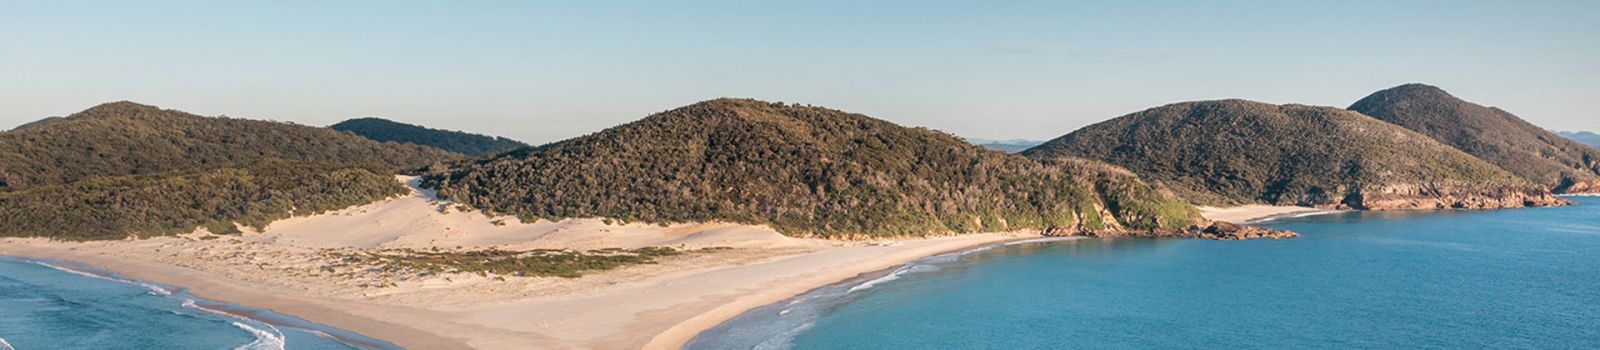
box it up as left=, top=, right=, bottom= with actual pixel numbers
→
left=690, top=196, right=1600, bottom=349
left=0, top=257, right=397, bottom=350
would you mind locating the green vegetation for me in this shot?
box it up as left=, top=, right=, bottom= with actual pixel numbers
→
left=0, top=102, right=460, bottom=240
left=424, top=98, right=1200, bottom=238
left=332, top=247, right=694, bottom=278
left=0, top=101, right=457, bottom=191
left=0, top=161, right=408, bottom=240
left=1023, top=99, right=1540, bottom=206
left=1350, top=84, right=1600, bottom=193
left=331, top=117, right=528, bottom=156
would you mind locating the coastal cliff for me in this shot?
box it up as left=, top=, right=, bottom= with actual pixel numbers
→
left=1343, top=182, right=1568, bottom=210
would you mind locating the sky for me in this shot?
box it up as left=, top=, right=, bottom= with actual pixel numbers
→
left=2, top=0, right=1597, bottom=144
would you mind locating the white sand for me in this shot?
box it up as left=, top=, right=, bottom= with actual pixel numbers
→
left=0, top=176, right=1026, bottom=349
left=1199, top=204, right=1336, bottom=223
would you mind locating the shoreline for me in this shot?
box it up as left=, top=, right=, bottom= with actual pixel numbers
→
left=1199, top=205, right=1345, bottom=224
left=0, top=232, right=1025, bottom=349
left=1242, top=209, right=1349, bottom=224
left=2, top=255, right=400, bottom=350
left=642, top=234, right=1035, bottom=349
left=0, top=245, right=470, bottom=350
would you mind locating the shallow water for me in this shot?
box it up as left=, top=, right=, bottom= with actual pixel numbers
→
left=0, top=257, right=396, bottom=350
left=690, top=197, right=1600, bottom=349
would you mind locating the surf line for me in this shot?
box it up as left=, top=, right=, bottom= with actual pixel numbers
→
left=24, top=259, right=288, bottom=350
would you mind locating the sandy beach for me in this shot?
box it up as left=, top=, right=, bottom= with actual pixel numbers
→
left=0, top=176, right=1027, bottom=349
left=1199, top=204, right=1339, bottom=223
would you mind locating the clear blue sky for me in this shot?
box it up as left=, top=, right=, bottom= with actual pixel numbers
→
left=3, top=0, right=1596, bottom=143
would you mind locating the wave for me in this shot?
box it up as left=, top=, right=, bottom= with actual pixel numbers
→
left=182, top=300, right=287, bottom=350
left=845, top=269, right=904, bottom=294
left=846, top=262, right=943, bottom=294
left=31, top=261, right=172, bottom=296
left=10, top=257, right=387, bottom=350
left=751, top=321, right=814, bottom=350
left=845, top=237, right=1082, bottom=294
left=231, top=322, right=287, bottom=350
left=691, top=236, right=1090, bottom=350
left=1005, top=236, right=1087, bottom=246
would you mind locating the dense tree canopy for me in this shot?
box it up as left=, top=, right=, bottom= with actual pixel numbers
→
left=331, top=117, right=528, bottom=156
left=425, top=98, right=1199, bottom=238
left=1024, top=99, right=1543, bottom=207
left=1350, top=84, right=1600, bottom=193
left=0, top=161, right=407, bottom=240
left=0, top=102, right=458, bottom=240
left=0, top=101, right=456, bottom=191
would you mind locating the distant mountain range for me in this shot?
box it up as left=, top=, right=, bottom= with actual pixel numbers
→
left=965, top=138, right=1044, bottom=153
left=1558, top=131, right=1600, bottom=148
left=1350, top=84, right=1600, bottom=194
left=331, top=117, right=528, bottom=156
left=424, top=98, right=1202, bottom=238
left=1022, top=99, right=1560, bottom=209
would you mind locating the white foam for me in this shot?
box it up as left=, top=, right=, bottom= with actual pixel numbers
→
left=1005, top=236, right=1087, bottom=246
left=182, top=300, right=287, bottom=350
left=32, top=261, right=171, bottom=296
left=0, top=335, right=15, bottom=350
left=751, top=321, right=814, bottom=350
left=230, top=322, right=287, bottom=350
left=845, top=269, right=902, bottom=294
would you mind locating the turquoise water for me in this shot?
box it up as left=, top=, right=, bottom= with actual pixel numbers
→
left=690, top=197, right=1600, bottom=349
left=0, top=257, right=397, bottom=350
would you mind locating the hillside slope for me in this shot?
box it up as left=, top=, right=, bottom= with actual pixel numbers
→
left=0, top=102, right=461, bottom=240
left=1349, top=84, right=1600, bottom=193
left=0, top=102, right=457, bottom=191
left=1023, top=100, right=1564, bottom=210
left=332, top=117, right=528, bottom=156
left=424, top=98, right=1208, bottom=239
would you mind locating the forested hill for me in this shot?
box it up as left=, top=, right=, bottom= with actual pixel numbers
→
left=1023, top=100, right=1564, bottom=210
left=331, top=117, right=528, bottom=156
left=0, top=101, right=458, bottom=191
left=1349, top=84, right=1600, bottom=194
left=0, top=102, right=461, bottom=240
left=423, top=98, right=1202, bottom=238
left=8, top=116, right=61, bottom=131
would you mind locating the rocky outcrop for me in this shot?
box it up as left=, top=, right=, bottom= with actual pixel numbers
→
left=1341, top=183, right=1571, bottom=210
left=1043, top=221, right=1297, bottom=241
left=1555, top=178, right=1600, bottom=195
left=1195, top=222, right=1298, bottom=240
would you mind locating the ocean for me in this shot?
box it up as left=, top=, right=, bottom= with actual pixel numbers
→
left=0, top=257, right=396, bottom=350
left=689, top=196, right=1600, bottom=349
